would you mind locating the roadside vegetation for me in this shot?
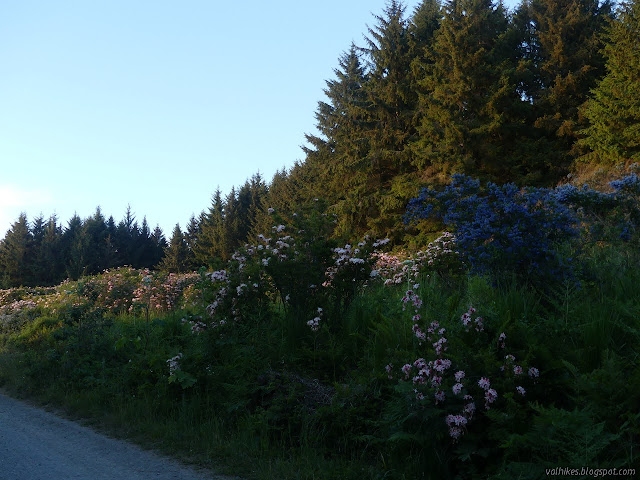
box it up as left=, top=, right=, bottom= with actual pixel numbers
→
left=1, top=0, right=640, bottom=477
left=1, top=174, right=638, bottom=479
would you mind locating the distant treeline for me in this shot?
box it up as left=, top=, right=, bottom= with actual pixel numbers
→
left=0, top=208, right=166, bottom=288
left=2, top=0, right=639, bottom=286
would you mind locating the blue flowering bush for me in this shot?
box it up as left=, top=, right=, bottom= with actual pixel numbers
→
left=405, top=175, right=579, bottom=283
left=554, top=174, right=640, bottom=242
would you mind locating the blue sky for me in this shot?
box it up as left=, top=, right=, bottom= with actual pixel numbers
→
left=0, top=0, right=518, bottom=239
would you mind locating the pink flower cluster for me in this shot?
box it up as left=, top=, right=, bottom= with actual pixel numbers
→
left=461, top=306, right=483, bottom=332
left=371, top=252, right=425, bottom=286
left=370, top=232, right=460, bottom=286
left=323, top=242, right=370, bottom=287
left=402, top=289, right=423, bottom=312
left=392, top=300, right=541, bottom=441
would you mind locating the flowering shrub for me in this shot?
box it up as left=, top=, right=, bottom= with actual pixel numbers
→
left=405, top=175, right=579, bottom=281
left=203, top=203, right=390, bottom=334
left=166, top=352, right=196, bottom=389
left=389, top=288, right=540, bottom=444
left=554, top=174, right=640, bottom=242
left=371, top=232, right=462, bottom=288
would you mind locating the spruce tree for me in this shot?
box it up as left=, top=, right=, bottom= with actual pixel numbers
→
left=151, top=225, right=168, bottom=267
left=26, top=215, right=46, bottom=285
left=0, top=213, right=32, bottom=287
left=83, top=207, right=111, bottom=274
left=63, top=214, right=87, bottom=280
left=414, top=0, right=522, bottom=180
left=159, top=224, right=189, bottom=273
left=194, top=188, right=226, bottom=268
left=579, top=0, right=640, bottom=165
left=525, top=0, right=613, bottom=173
left=39, top=215, right=64, bottom=285
left=361, top=0, right=419, bottom=236
left=303, top=44, right=371, bottom=206
left=183, top=215, right=200, bottom=270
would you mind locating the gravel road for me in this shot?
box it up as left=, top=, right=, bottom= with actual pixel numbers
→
left=0, top=392, right=238, bottom=480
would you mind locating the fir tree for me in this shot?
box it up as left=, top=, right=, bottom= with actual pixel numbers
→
left=362, top=0, right=416, bottom=187
left=39, top=215, right=64, bottom=285
left=303, top=44, right=371, bottom=205
left=183, top=215, right=200, bottom=270
left=83, top=207, right=111, bottom=274
left=151, top=225, right=168, bottom=267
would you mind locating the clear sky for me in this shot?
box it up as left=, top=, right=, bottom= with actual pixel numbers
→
left=0, top=0, right=519, bottom=239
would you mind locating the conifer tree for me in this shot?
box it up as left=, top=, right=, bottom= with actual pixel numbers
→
left=83, top=207, right=111, bottom=274
left=39, top=215, right=64, bottom=285
left=26, top=215, right=46, bottom=285
left=410, top=0, right=442, bottom=53
left=135, top=217, right=159, bottom=268
left=414, top=0, right=522, bottom=179
left=0, top=213, right=32, bottom=287
left=222, top=187, right=241, bottom=260
left=151, top=225, right=168, bottom=266
left=303, top=44, right=371, bottom=205
left=194, top=188, right=226, bottom=268
left=183, top=215, right=200, bottom=270
left=63, top=214, right=87, bottom=280
left=524, top=0, right=613, bottom=173
left=579, top=0, right=640, bottom=165
left=159, top=224, right=189, bottom=273
left=362, top=0, right=417, bottom=197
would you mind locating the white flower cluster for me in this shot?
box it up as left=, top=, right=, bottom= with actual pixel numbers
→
left=167, top=353, right=183, bottom=375
left=307, top=307, right=323, bottom=332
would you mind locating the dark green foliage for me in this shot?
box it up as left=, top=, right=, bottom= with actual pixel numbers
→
left=158, top=224, right=189, bottom=273
left=0, top=214, right=31, bottom=288
left=523, top=0, right=613, bottom=174
left=0, top=208, right=167, bottom=287
left=413, top=0, right=533, bottom=181
left=579, top=0, right=640, bottom=165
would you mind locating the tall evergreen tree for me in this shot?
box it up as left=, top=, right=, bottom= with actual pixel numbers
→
left=26, top=215, right=46, bottom=285
left=410, top=0, right=442, bottom=53
left=579, top=0, right=640, bottom=165
left=38, top=215, right=64, bottom=285
left=114, top=206, right=142, bottom=267
left=151, top=225, right=168, bottom=267
left=83, top=207, right=111, bottom=274
left=303, top=45, right=373, bottom=236
left=63, top=214, right=87, bottom=280
left=524, top=0, right=613, bottom=173
left=183, top=215, right=200, bottom=270
left=158, top=224, right=189, bottom=273
left=222, top=186, right=240, bottom=261
left=363, top=0, right=416, bottom=172
left=0, top=213, right=32, bottom=287
left=361, top=0, right=422, bottom=235
left=194, top=188, right=226, bottom=268
left=413, top=0, right=527, bottom=180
